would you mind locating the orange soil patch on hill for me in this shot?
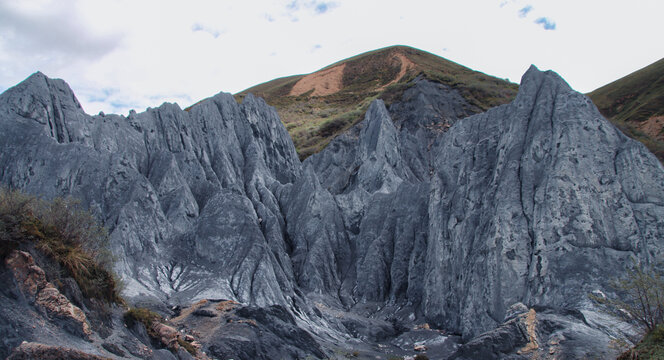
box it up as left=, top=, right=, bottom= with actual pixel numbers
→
left=638, top=115, right=664, bottom=141
left=289, top=50, right=415, bottom=97
left=290, top=64, right=346, bottom=97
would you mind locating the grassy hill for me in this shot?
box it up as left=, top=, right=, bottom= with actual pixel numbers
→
left=588, top=58, right=664, bottom=163
left=236, top=45, right=519, bottom=159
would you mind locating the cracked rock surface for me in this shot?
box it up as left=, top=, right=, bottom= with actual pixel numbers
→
left=1, top=66, right=663, bottom=358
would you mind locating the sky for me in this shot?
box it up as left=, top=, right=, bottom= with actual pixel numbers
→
left=0, top=0, right=662, bottom=116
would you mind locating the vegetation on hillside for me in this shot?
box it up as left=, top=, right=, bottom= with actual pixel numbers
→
left=236, top=45, right=519, bottom=159
left=124, top=307, right=163, bottom=338
left=0, top=187, right=121, bottom=303
left=590, top=263, right=664, bottom=359
left=619, top=325, right=664, bottom=360
left=588, top=58, right=664, bottom=163
left=124, top=307, right=198, bottom=355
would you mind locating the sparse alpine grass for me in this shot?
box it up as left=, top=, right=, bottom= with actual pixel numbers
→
left=588, top=57, right=664, bottom=164
left=235, top=45, right=519, bottom=160
left=0, top=187, right=122, bottom=303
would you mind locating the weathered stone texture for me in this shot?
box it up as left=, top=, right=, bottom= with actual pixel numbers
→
left=1, top=66, right=662, bottom=357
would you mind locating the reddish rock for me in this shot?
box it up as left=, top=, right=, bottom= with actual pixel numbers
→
left=5, top=250, right=48, bottom=301
left=414, top=344, right=427, bottom=352
left=7, top=342, right=110, bottom=360
left=152, top=322, right=180, bottom=348
left=36, top=286, right=92, bottom=337
left=5, top=250, right=92, bottom=339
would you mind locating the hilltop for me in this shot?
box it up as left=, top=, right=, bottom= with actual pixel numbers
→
left=588, top=57, right=664, bottom=162
left=236, top=45, right=519, bottom=159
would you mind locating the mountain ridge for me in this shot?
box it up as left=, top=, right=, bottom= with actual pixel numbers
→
left=236, top=45, right=519, bottom=159
left=1, top=61, right=663, bottom=359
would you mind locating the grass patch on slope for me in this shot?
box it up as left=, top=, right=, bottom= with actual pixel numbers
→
left=618, top=325, right=664, bottom=359
left=0, top=187, right=121, bottom=303
left=588, top=57, right=664, bottom=163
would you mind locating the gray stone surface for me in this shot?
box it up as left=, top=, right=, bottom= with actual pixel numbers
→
left=0, top=72, right=302, bottom=310
left=1, top=66, right=663, bottom=358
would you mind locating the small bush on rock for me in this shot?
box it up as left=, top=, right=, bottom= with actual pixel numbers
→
left=590, top=264, right=664, bottom=333
left=591, top=262, right=664, bottom=358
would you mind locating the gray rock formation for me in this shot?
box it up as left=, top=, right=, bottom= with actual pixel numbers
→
left=304, top=66, right=664, bottom=342
left=1, top=66, right=663, bottom=358
left=0, top=72, right=302, bottom=310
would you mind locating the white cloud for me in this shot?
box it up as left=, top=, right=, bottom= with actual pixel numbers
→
left=191, top=23, right=224, bottom=38
left=0, top=0, right=663, bottom=115
left=0, top=1, right=122, bottom=58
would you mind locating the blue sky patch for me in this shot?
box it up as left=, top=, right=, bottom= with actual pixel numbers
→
left=518, top=5, right=533, bottom=18
left=535, top=17, right=556, bottom=30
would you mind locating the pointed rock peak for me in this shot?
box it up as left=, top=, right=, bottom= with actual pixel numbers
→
left=2, top=71, right=83, bottom=112
left=359, top=99, right=399, bottom=158
left=365, top=99, right=390, bottom=118
left=4, top=71, right=50, bottom=96
left=26, top=71, right=48, bottom=82
left=519, top=64, right=572, bottom=92
left=361, top=100, right=394, bottom=137
left=511, top=65, right=575, bottom=110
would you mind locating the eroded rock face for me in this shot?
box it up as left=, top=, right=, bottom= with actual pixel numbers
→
left=0, top=72, right=302, bottom=309
left=303, top=67, right=664, bottom=344
left=5, top=251, right=92, bottom=338
left=422, top=67, right=664, bottom=337
left=1, top=67, right=663, bottom=358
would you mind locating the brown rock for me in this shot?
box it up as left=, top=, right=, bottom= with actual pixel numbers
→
left=5, top=250, right=48, bottom=301
left=7, top=341, right=110, bottom=360
left=36, top=286, right=92, bottom=338
left=152, top=322, right=180, bottom=348
left=414, top=344, right=427, bottom=352
left=5, top=250, right=92, bottom=339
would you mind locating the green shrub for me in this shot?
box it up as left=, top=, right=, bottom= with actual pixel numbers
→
left=317, top=117, right=348, bottom=138
left=618, top=324, right=664, bottom=359
left=590, top=264, right=664, bottom=332
left=592, top=263, right=664, bottom=358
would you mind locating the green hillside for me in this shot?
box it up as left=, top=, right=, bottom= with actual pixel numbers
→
left=236, top=45, right=519, bottom=159
left=588, top=58, right=664, bottom=163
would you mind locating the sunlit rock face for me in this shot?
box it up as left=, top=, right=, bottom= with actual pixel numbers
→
left=1, top=66, right=662, bottom=358
left=0, top=72, right=302, bottom=309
